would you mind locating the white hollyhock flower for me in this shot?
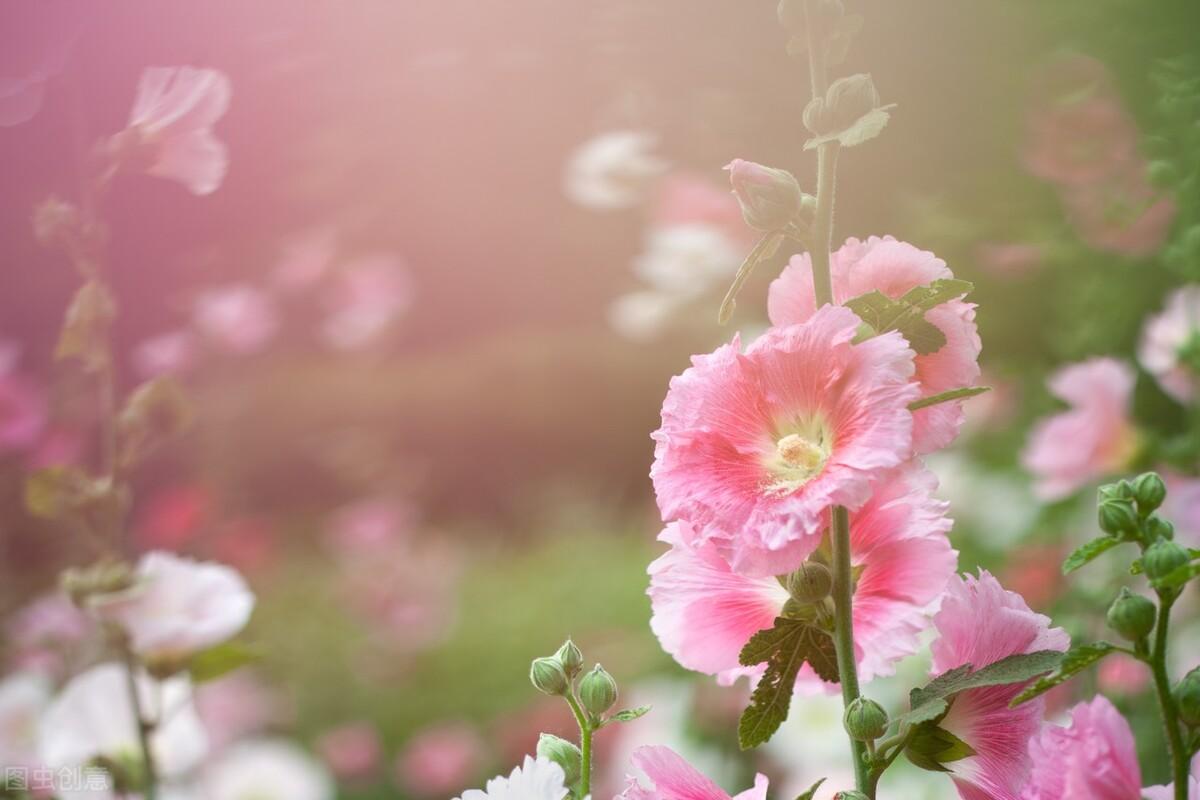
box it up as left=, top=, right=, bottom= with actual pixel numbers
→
left=455, top=756, right=572, bottom=800
left=38, top=663, right=208, bottom=798
left=89, top=551, right=254, bottom=660
left=608, top=290, right=683, bottom=341
left=632, top=223, right=742, bottom=297
left=564, top=131, right=666, bottom=210
left=1139, top=285, right=1200, bottom=403
left=0, top=671, right=51, bottom=769
left=201, top=739, right=333, bottom=800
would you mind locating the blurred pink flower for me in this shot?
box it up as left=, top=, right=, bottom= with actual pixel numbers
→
left=1000, top=543, right=1064, bottom=611
left=272, top=228, right=338, bottom=292
left=124, top=66, right=231, bottom=195
left=192, top=284, right=279, bottom=354
left=1021, top=696, right=1141, bottom=800
left=133, top=330, right=195, bottom=379
left=321, top=254, right=413, bottom=350
left=0, top=372, right=47, bottom=452
left=89, top=551, right=254, bottom=661
left=1024, top=94, right=1137, bottom=187
left=5, top=592, right=91, bottom=678
left=25, top=426, right=85, bottom=470
left=930, top=570, right=1069, bottom=800
left=652, top=172, right=749, bottom=243
left=769, top=236, right=981, bottom=454
left=1097, top=653, right=1150, bottom=696
left=325, top=496, right=413, bottom=556
left=1063, top=170, right=1176, bottom=258
left=1144, top=768, right=1200, bottom=800
left=652, top=305, right=919, bottom=577
left=1022, top=358, right=1138, bottom=501
left=317, top=721, right=383, bottom=782
left=975, top=242, right=1044, bottom=278
left=1162, top=469, right=1200, bottom=547
left=341, top=543, right=460, bottom=650
left=210, top=515, right=280, bottom=573
left=564, top=130, right=667, bottom=210
left=134, top=482, right=212, bottom=550
left=397, top=721, right=487, bottom=797
left=616, top=745, right=769, bottom=800
left=649, top=463, right=954, bottom=688
left=1139, top=286, right=1200, bottom=404
left=195, top=671, right=285, bottom=753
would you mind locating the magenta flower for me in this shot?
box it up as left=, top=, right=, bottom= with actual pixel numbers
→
left=616, top=745, right=769, bottom=800
left=649, top=463, right=955, bottom=687
left=768, top=236, right=981, bottom=454
left=1139, top=286, right=1200, bottom=404
left=652, top=305, right=919, bottom=577
left=1021, top=696, right=1141, bottom=800
left=1022, top=358, right=1138, bottom=501
left=0, top=371, right=47, bottom=453
left=929, top=570, right=1069, bottom=800
left=124, top=66, right=231, bottom=195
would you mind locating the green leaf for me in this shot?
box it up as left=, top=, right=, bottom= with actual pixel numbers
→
left=188, top=641, right=260, bottom=684
left=737, top=617, right=839, bottom=749
left=898, top=279, right=975, bottom=312
left=56, top=281, right=116, bottom=372
left=844, top=279, right=973, bottom=355
left=1010, top=643, right=1117, bottom=707
left=902, top=651, right=1063, bottom=725
left=1152, top=560, right=1200, bottom=590
left=607, top=706, right=651, bottom=724
left=1063, top=537, right=1125, bottom=574
left=24, top=466, right=91, bottom=520
left=905, top=723, right=976, bottom=773
left=117, top=377, right=194, bottom=468
left=908, top=386, right=991, bottom=412
left=795, top=778, right=826, bottom=800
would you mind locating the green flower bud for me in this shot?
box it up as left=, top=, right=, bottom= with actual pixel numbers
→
left=536, top=733, right=582, bottom=785
left=1099, top=481, right=1134, bottom=503
left=1132, top=472, right=1167, bottom=514
left=1105, top=588, right=1156, bottom=641
left=843, top=697, right=888, bottom=741
left=787, top=562, right=833, bottom=603
left=579, top=664, right=619, bottom=717
left=1145, top=516, right=1175, bottom=542
left=1173, top=669, right=1200, bottom=727
left=835, top=792, right=870, bottom=800
left=556, top=639, right=583, bottom=679
left=530, top=656, right=569, bottom=696
left=1098, top=498, right=1139, bottom=536
left=725, top=159, right=806, bottom=232
left=1143, top=540, right=1189, bottom=581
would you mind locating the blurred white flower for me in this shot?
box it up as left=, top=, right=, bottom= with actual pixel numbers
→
left=192, top=285, right=279, bottom=355
left=321, top=254, right=413, bottom=350
left=607, top=290, right=683, bottom=341
left=133, top=330, right=195, bottom=379
left=200, top=739, right=333, bottom=800
left=38, top=663, right=208, bottom=798
left=633, top=224, right=742, bottom=298
left=89, top=551, right=254, bottom=661
left=564, top=131, right=666, bottom=210
left=1139, top=285, right=1200, bottom=404
left=455, top=755, right=570, bottom=800
left=0, top=672, right=50, bottom=770
left=926, top=451, right=1037, bottom=550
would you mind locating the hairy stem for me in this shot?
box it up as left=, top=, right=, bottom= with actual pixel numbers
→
left=831, top=506, right=869, bottom=792
left=1149, top=594, right=1188, bottom=800
left=565, top=691, right=593, bottom=798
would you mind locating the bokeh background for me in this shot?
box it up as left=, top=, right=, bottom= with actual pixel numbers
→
left=2, top=1, right=1199, bottom=798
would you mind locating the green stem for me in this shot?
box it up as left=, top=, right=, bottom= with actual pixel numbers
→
left=830, top=506, right=870, bottom=793
left=565, top=692, right=593, bottom=798
left=1149, top=593, right=1188, bottom=800
left=120, top=647, right=158, bottom=800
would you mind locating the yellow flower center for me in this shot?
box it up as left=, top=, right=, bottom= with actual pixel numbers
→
left=763, top=418, right=833, bottom=495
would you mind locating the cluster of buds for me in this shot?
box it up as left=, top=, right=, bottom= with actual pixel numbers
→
left=530, top=639, right=620, bottom=721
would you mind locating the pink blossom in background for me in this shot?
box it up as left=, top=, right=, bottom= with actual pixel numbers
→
left=5, top=592, right=91, bottom=678
left=325, top=496, right=414, bottom=557
left=25, top=426, right=84, bottom=470
left=975, top=242, right=1044, bottom=278
left=272, top=228, right=338, bottom=292
left=0, top=371, right=47, bottom=452
left=0, top=672, right=51, bottom=771
left=1144, top=768, right=1200, bottom=800
left=1024, top=93, right=1137, bottom=187
left=1022, top=358, right=1138, bottom=501
left=321, top=254, right=413, bottom=350
left=1000, top=543, right=1064, bottom=611
left=768, top=236, right=981, bottom=454
left=1139, top=285, right=1200, bottom=404
left=564, top=130, right=667, bottom=210
left=317, top=721, right=383, bottom=782
left=1097, top=653, right=1150, bottom=696
left=134, top=482, right=212, bottom=550
left=339, top=542, right=460, bottom=650
left=1021, top=696, right=1141, bottom=800
left=1063, top=170, right=1176, bottom=258
left=930, top=570, right=1070, bottom=800
left=652, top=172, right=749, bottom=243
left=1161, top=469, right=1200, bottom=547
left=397, top=721, right=487, bottom=797
left=651, top=304, right=920, bottom=577
left=123, top=66, right=231, bottom=195
left=616, top=745, right=769, bottom=800
left=192, top=284, right=280, bottom=355
left=648, top=463, right=954, bottom=688
left=210, top=515, right=280, bottom=573
left=132, top=330, right=195, bottom=378
left=195, top=671, right=286, bottom=753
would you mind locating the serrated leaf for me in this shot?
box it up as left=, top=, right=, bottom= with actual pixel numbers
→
left=188, top=641, right=260, bottom=684
left=903, top=651, right=1063, bottom=725
left=1063, top=537, right=1124, bottom=574
left=905, top=723, right=976, bottom=773
left=1152, top=560, right=1200, bottom=590
left=795, top=777, right=826, bottom=800
left=608, top=706, right=651, bottom=723
left=903, top=318, right=946, bottom=354
left=737, top=617, right=839, bottom=749
left=898, top=279, right=975, bottom=312
left=844, top=279, right=972, bottom=355
left=1010, top=643, right=1117, bottom=707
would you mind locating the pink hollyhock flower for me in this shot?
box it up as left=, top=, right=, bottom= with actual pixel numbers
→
left=340, top=543, right=460, bottom=651
left=564, top=130, right=667, bottom=210
left=5, top=592, right=91, bottom=678
left=1063, top=169, right=1176, bottom=257
left=648, top=463, right=955, bottom=688
left=930, top=570, right=1070, bottom=800
left=397, top=721, right=487, bottom=797
left=1097, top=653, right=1150, bottom=696
left=1022, top=358, right=1138, bottom=501
left=321, top=254, right=413, bottom=350
left=1021, top=696, right=1141, bottom=800
left=652, top=304, right=919, bottom=577
left=1139, top=286, right=1200, bottom=404
left=617, top=745, right=769, bottom=800
left=768, top=236, right=981, bottom=454
left=133, top=330, right=195, bottom=379
left=975, top=242, right=1044, bottom=278
left=0, top=372, right=47, bottom=452
left=88, top=551, right=254, bottom=661
left=123, top=66, right=231, bottom=195
left=1162, top=469, right=1200, bottom=547
left=325, top=496, right=414, bottom=557
left=317, top=721, right=383, bottom=781
left=193, top=284, right=279, bottom=354
left=1024, top=95, right=1137, bottom=188
left=1145, top=768, right=1200, bottom=800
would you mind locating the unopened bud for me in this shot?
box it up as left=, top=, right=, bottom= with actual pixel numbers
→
left=1105, top=588, right=1156, bottom=641
left=836, top=792, right=869, bottom=800
left=556, top=639, right=583, bottom=679
left=530, top=656, right=569, bottom=696
left=1099, top=481, right=1134, bottom=503
left=1098, top=498, right=1139, bottom=536
left=536, top=733, right=582, bottom=785
left=1173, top=669, right=1200, bottom=727
left=1145, top=516, right=1175, bottom=542
left=805, top=74, right=880, bottom=138
left=1143, top=540, right=1189, bottom=581
left=843, top=697, right=888, bottom=741
left=787, top=562, right=833, bottom=603
left=1132, top=472, right=1167, bottom=514
left=724, top=159, right=807, bottom=232
left=579, top=664, right=618, bottom=717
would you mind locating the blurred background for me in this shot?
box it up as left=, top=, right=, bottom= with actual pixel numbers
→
left=2, top=1, right=1199, bottom=797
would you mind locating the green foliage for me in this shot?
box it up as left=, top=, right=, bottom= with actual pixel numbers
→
left=737, top=616, right=838, bottom=749
left=188, top=641, right=261, bottom=684
left=846, top=279, right=973, bottom=355
left=904, top=723, right=976, bottom=773
left=794, top=777, right=827, bottom=800
left=1010, top=643, right=1120, bottom=707
left=1062, top=536, right=1125, bottom=574
left=901, top=651, right=1064, bottom=726
left=605, top=705, right=652, bottom=725
left=55, top=280, right=116, bottom=372
left=1151, top=559, right=1200, bottom=591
